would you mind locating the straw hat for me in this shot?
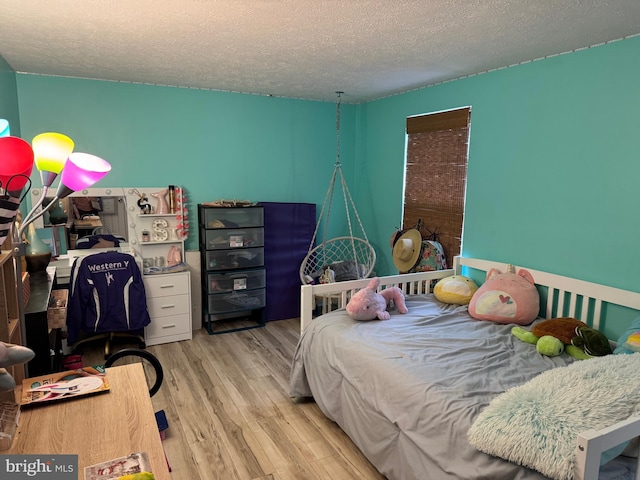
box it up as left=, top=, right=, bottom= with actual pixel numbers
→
left=392, top=229, right=422, bottom=272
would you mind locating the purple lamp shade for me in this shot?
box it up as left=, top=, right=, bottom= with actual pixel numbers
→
left=0, top=136, right=35, bottom=190
left=56, top=152, right=111, bottom=198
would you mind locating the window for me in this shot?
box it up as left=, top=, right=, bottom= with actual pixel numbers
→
left=403, top=107, right=471, bottom=268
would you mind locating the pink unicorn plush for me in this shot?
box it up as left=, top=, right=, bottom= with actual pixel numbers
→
left=346, top=277, right=408, bottom=321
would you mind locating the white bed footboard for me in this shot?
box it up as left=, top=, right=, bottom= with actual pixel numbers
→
left=456, top=257, right=640, bottom=479
left=575, top=416, right=640, bottom=480
left=299, top=269, right=454, bottom=333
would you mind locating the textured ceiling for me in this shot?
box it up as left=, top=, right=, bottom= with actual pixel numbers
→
left=1, top=1, right=639, bottom=103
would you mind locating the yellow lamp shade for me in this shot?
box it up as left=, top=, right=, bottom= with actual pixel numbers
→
left=32, top=132, right=74, bottom=173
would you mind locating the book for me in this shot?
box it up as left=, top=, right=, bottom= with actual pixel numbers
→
left=84, top=452, right=154, bottom=480
left=20, top=366, right=110, bottom=406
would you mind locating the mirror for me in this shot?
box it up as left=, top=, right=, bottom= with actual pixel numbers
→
left=27, top=187, right=177, bottom=286
left=29, top=187, right=130, bottom=247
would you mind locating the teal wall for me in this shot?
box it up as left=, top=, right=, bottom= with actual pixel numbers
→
left=0, top=55, right=25, bottom=217
left=0, top=55, right=20, bottom=135
left=8, top=36, right=640, bottom=335
left=15, top=76, right=357, bottom=251
left=357, top=36, right=640, bottom=337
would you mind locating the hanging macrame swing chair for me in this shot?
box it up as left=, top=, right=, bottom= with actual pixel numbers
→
left=300, top=92, right=376, bottom=285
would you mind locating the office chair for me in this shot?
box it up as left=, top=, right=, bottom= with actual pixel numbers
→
left=104, top=348, right=163, bottom=397
left=67, top=251, right=151, bottom=358
left=71, top=330, right=146, bottom=359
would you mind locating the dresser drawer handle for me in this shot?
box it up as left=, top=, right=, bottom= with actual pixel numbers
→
left=161, top=324, right=176, bottom=329
left=160, top=304, right=176, bottom=309
left=159, top=284, right=175, bottom=289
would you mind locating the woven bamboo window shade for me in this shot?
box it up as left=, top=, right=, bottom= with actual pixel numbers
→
left=404, top=107, right=471, bottom=268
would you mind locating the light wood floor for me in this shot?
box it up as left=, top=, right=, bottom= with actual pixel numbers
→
left=81, top=318, right=385, bottom=480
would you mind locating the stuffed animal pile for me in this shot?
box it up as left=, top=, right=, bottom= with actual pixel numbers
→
left=431, top=265, right=612, bottom=360
left=345, top=264, right=613, bottom=362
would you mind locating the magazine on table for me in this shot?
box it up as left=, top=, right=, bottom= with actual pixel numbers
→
left=84, top=451, right=154, bottom=479
left=20, top=366, right=109, bottom=406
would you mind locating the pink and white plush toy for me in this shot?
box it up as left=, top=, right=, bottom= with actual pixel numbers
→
left=346, top=277, right=408, bottom=320
left=468, top=266, right=539, bottom=325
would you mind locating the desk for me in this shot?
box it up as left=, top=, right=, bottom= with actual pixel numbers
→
left=24, top=266, right=57, bottom=377
left=73, top=218, right=104, bottom=245
left=73, top=218, right=103, bottom=229
left=8, top=364, right=170, bottom=479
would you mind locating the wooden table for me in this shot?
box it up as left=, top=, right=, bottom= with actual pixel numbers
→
left=8, top=363, right=171, bottom=479
left=72, top=218, right=104, bottom=244
left=73, top=218, right=103, bottom=229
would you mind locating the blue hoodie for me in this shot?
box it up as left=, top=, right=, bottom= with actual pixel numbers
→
left=67, top=252, right=151, bottom=345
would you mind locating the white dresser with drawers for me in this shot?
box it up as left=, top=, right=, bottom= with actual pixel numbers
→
left=144, top=271, right=192, bottom=346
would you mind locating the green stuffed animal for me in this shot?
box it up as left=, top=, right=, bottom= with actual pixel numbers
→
left=571, top=326, right=613, bottom=356
left=512, top=326, right=591, bottom=359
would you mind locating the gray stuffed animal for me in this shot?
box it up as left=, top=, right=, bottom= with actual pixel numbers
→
left=0, top=342, right=35, bottom=391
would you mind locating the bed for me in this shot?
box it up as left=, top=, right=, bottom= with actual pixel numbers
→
left=290, top=256, right=640, bottom=480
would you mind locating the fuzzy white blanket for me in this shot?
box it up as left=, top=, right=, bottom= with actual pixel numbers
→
left=468, top=353, right=640, bottom=480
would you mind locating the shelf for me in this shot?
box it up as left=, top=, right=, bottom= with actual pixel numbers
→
left=137, top=213, right=180, bottom=218
left=7, top=318, right=19, bottom=342
left=0, top=252, right=20, bottom=344
left=139, top=240, right=183, bottom=245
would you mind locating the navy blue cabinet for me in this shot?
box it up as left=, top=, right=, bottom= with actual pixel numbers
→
left=262, top=202, right=316, bottom=322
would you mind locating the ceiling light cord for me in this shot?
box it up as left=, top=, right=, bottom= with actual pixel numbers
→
left=335, top=91, right=343, bottom=167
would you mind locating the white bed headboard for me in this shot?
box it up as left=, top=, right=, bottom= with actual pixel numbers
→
left=300, top=256, right=640, bottom=336
left=299, top=269, right=454, bottom=333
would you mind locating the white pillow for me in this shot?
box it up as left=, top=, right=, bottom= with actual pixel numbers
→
left=468, top=353, right=640, bottom=480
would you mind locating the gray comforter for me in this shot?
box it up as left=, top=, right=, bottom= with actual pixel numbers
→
left=290, top=295, right=636, bottom=480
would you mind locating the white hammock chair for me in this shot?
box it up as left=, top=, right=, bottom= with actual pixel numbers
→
left=300, top=92, right=376, bottom=285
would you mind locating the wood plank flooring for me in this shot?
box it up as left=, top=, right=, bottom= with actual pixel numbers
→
left=81, top=318, right=385, bottom=480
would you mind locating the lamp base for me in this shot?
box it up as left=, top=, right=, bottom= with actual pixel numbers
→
left=24, top=223, right=52, bottom=274
left=25, top=252, right=51, bottom=274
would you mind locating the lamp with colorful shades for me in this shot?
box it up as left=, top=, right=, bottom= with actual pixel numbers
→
left=19, top=151, right=111, bottom=237
left=9, top=129, right=110, bottom=363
